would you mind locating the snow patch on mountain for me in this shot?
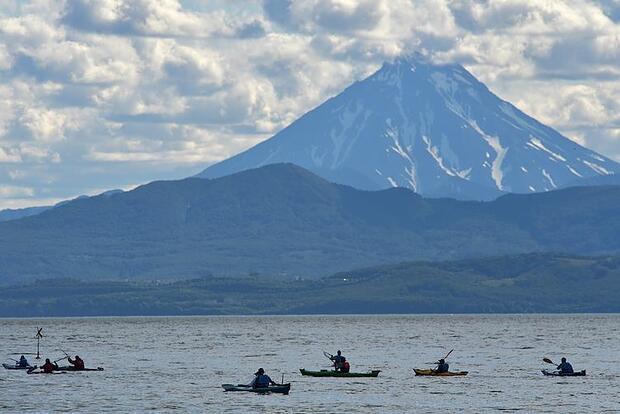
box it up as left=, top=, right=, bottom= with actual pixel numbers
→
left=583, top=159, right=612, bottom=175
left=422, top=135, right=456, bottom=178
left=527, top=137, right=567, bottom=162
left=466, top=119, right=508, bottom=190
left=542, top=169, right=557, bottom=189
left=566, top=165, right=582, bottom=177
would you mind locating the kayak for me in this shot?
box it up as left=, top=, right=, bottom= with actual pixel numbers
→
left=26, top=369, right=66, bottom=375
left=414, top=369, right=469, bottom=376
left=299, top=369, right=381, bottom=377
left=2, top=363, right=33, bottom=370
left=541, top=369, right=586, bottom=377
left=221, top=383, right=291, bottom=394
left=56, top=366, right=104, bottom=372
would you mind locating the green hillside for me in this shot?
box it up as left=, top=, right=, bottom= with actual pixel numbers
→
left=1, top=164, right=620, bottom=283
left=2, top=253, right=618, bottom=316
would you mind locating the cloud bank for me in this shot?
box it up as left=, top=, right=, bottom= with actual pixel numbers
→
left=0, top=0, right=619, bottom=207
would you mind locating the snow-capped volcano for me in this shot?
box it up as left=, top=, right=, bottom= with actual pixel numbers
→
left=197, top=54, right=620, bottom=200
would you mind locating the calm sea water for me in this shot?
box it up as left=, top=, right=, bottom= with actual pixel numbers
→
left=1, top=315, right=619, bottom=413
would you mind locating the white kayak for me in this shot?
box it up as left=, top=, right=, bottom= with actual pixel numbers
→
left=221, top=383, right=291, bottom=394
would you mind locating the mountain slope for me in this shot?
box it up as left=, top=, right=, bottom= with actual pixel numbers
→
left=0, top=205, right=52, bottom=222
left=1, top=164, right=620, bottom=283
left=0, top=189, right=124, bottom=222
left=197, top=55, right=620, bottom=200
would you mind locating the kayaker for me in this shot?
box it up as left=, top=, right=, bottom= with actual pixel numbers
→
left=250, top=368, right=277, bottom=389
left=17, top=355, right=29, bottom=368
left=330, top=350, right=346, bottom=371
left=556, top=357, right=574, bottom=374
left=68, top=355, right=85, bottom=370
left=41, top=358, right=58, bottom=373
left=435, top=358, right=449, bottom=373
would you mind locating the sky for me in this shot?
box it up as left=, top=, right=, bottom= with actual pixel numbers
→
left=1, top=0, right=620, bottom=209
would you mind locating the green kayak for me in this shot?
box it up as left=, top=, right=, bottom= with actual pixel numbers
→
left=299, top=368, right=380, bottom=377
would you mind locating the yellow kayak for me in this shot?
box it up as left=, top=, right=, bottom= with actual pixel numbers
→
left=414, top=369, right=468, bottom=376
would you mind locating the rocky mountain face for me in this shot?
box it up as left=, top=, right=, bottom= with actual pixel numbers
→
left=197, top=55, right=620, bottom=200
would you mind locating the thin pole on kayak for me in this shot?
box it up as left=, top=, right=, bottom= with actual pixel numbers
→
left=281, top=373, right=284, bottom=385
left=35, top=327, right=43, bottom=359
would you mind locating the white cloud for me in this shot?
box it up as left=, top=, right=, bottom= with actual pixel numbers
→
left=62, top=0, right=207, bottom=37
left=0, top=147, right=22, bottom=163
left=0, top=184, right=34, bottom=197
left=0, top=0, right=620, bottom=208
left=19, top=108, right=73, bottom=142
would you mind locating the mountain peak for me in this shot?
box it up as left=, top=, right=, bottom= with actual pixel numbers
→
left=197, top=57, right=620, bottom=200
left=393, top=52, right=430, bottom=66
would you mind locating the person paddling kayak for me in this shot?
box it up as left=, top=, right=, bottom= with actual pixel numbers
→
left=249, top=368, right=278, bottom=389
left=41, top=358, right=58, bottom=373
left=17, top=355, right=29, bottom=368
left=434, top=358, right=449, bottom=373
left=330, top=350, right=346, bottom=372
left=556, top=357, right=574, bottom=374
left=68, top=355, right=85, bottom=370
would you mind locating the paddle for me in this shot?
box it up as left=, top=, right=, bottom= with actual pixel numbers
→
left=543, top=357, right=556, bottom=365
left=54, top=355, right=68, bottom=364
left=8, top=357, right=18, bottom=363
left=322, top=350, right=335, bottom=368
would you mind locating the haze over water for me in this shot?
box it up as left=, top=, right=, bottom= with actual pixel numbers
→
left=1, top=314, right=619, bottom=413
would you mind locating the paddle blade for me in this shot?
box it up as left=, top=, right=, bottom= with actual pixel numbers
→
left=542, top=357, right=555, bottom=365
left=443, top=349, right=454, bottom=360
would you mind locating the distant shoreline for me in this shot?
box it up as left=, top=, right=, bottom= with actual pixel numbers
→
left=2, top=312, right=620, bottom=319
left=3, top=252, right=619, bottom=317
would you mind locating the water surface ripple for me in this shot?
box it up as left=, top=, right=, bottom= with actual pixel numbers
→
left=1, top=314, right=619, bottom=413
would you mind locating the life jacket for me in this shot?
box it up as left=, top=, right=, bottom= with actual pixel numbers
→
left=342, top=361, right=350, bottom=373
left=255, top=374, right=271, bottom=388
left=42, top=362, right=55, bottom=373
left=70, top=357, right=85, bottom=370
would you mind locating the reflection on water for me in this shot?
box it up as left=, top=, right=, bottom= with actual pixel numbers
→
left=1, top=315, right=619, bottom=413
